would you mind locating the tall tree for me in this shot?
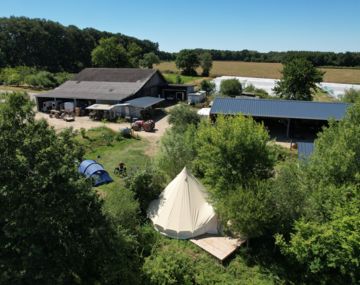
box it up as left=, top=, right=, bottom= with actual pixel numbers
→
left=0, top=93, right=139, bottom=284
left=273, top=58, right=324, bottom=101
left=175, top=49, right=200, bottom=75
left=275, top=103, right=360, bottom=283
left=139, top=52, right=160, bottom=69
left=199, top=52, right=213, bottom=76
left=195, top=115, right=275, bottom=196
left=91, top=37, right=130, bottom=67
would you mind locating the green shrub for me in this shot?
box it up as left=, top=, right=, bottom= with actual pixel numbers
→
left=220, top=79, right=242, bottom=97
left=125, top=167, right=165, bottom=216
left=25, top=71, right=58, bottom=88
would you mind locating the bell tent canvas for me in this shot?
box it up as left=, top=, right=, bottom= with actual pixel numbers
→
left=147, top=167, right=218, bottom=239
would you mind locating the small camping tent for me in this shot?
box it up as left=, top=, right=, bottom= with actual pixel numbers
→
left=78, top=160, right=113, bottom=187
left=147, top=167, right=218, bottom=239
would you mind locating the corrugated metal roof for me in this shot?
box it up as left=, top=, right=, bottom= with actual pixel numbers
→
left=210, top=97, right=349, bottom=121
left=125, top=96, right=164, bottom=108
left=297, top=142, right=314, bottom=159
left=36, top=80, right=143, bottom=101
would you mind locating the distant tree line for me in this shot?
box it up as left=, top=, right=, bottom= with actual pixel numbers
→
left=1, top=16, right=359, bottom=76
left=184, top=49, right=360, bottom=67
left=0, top=17, right=161, bottom=72
left=155, top=49, right=360, bottom=68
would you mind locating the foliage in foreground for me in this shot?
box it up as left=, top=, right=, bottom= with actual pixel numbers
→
left=143, top=238, right=277, bottom=285
left=275, top=102, right=360, bottom=283
left=0, top=93, right=140, bottom=284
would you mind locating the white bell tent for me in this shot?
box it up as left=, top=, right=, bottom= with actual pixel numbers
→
left=147, top=167, right=218, bottom=239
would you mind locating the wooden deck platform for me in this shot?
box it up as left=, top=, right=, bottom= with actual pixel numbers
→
left=190, top=234, right=246, bottom=261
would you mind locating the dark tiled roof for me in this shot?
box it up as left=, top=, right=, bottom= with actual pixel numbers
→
left=37, top=81, right=143, bottom=101
left=210, top=97, right=349, bottom=121
left=73, top=68, right=157, bottom=83
left=36, top=68, right=163, bottom=101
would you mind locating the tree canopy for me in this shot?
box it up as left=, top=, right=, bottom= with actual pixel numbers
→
left=195, top=115, right=275, bottom=195
left=91, top=37, right=131, bottom=68
left=139, top=52, right=160, bottom=69
left=199, top=52, right=213, bottom=76
left=0, top=92, right=139, bottom=284
left=175, top=49, right=200, bottom=75
left=0, top=17, right=160, bottom=72
left=273, top=58, right=324, bottom=100
left=274, top=102, right=360, bottom=283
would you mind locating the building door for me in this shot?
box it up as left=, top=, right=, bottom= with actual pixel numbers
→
left=176, top=92, right=184, bottom=101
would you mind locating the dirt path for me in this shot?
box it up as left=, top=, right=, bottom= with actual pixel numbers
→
left=35, top=112, right=170, bottom=156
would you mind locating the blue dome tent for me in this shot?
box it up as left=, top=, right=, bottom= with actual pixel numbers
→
left=78, top=160, right=113, bottom=187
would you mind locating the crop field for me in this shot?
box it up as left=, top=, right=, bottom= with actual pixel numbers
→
left=155, top=61, right=360, bottom=84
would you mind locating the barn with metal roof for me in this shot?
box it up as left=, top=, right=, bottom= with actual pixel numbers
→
left=35, top=68, right=168, bottom=111
left=210, top=97, right=349, bottom=139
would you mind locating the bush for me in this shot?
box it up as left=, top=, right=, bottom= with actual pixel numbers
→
left=168, top=104, right=200, bottom=133
left=0, top=66, right=36, bottom=85
left=54, top=72, right=73, bottom=85
left=125, top=167, right=165, bottom=216
left=244, top=84, right=271, bottom=99
left=0, top=67, right=71, bottom=89
left=25, top=71, right=58, bottom=88
left=200, top=79, right=216, bottom=94
left=156, top=125, right=197, bottom=179
left=340, top=88, right=360, bottom=103
left=220, top=79, right=242, bottom=97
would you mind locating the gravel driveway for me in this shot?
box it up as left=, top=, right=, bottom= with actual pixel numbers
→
left=35, top=112, right=170, bottom=156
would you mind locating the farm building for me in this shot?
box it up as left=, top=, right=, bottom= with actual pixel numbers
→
left=35, top=68, right=194, bottom=115
left=85, top=96, right=165, bottom=120
left=161, top=84, right=195, bottom=101
left=188, top=90, right=206, bottom=104
left=210, top=97, right=349, bottom=140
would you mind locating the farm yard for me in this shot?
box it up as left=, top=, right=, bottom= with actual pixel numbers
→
left=156, top=61, right=360, bottom=84
left=2, top=11, right=360, bottom=285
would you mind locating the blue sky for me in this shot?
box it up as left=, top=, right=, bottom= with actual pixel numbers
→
left=1, top=0, right=359, bottom=52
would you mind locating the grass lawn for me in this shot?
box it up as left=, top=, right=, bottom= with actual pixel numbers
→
left=156, top=61, right=360, bottom=84
left=78, top=127, right=151, bottom=194
left=162, top=73, right=207, bottom=85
